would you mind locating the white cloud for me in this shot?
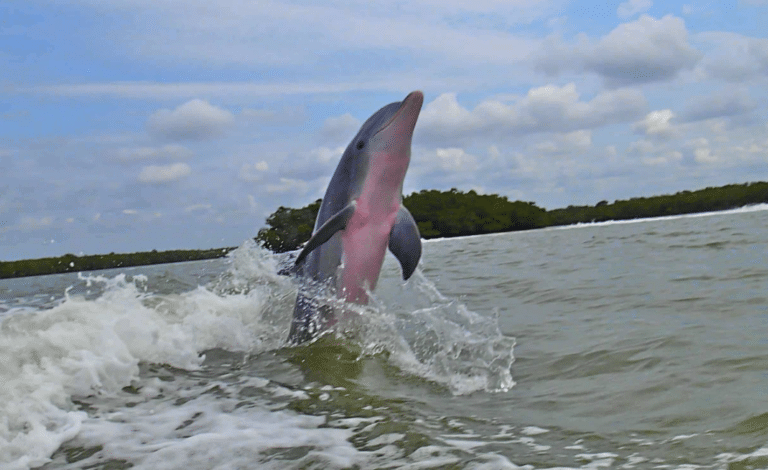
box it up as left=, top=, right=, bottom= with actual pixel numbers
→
left=321, top=113, right=361, bottom=144
left=238, top=161, right=270, bottom=182
left=560, top=130, right=592, bottom=149
left=535, top=141, right=558, bottom=153
left=627, top=139, right=655, bottom=157
left=531, top=129, right=593, bottom=156
left=247, top=194, right=258, bottom=210
left=488, top=145, right=501, bottom=161
left=138, top=162, right=192, bottom=183
left=681, top=90, right=756, bottom=122
left=115, top=144, right=193, bottom=161
left=15, top=216, right=53, bottom=231
left=617, top=0, right=653, bottom=18
left=146, top=99, right=235, bottom=141
left=537, top=15, right=701, bottom=86
left=123, top=209, right=137, bottom=215
left=59, top=0, right=543, bottom=68
left=266, top=177, right=309, bottom=194
left=634, top=109, right=677, bottom=138
left=693, top=147, right=717, bottom=163
left=310, top=146, right=345, bottom=164
left=419, top=85, right=646, bottom=145
left=433, top=148, right=479, bottom=172
left=641, top=150, right=682, bottom=166
left=26, top=80, right=429, bottom=100
left=687, top=137, right=719, bottom=164
left=241, top=105, right=305, bottom=124
left=241, top=108, right=276, bottom=120
left=184, top=204, right=212, bottom=212
left=697, top=33, right=768, bottom=82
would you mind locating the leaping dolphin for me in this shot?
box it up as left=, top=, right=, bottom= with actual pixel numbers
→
left=289, top=91, right=424, bottom=344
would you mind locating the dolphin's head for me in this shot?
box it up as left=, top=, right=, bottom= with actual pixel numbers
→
left=355, top=90, right=423, bottom=157
left=343, top=91, right=424, bottom=194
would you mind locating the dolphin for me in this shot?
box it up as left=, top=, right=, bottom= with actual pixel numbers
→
left=288, top=91, right=424, bottom=344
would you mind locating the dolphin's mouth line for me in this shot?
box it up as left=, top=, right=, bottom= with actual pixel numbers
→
left=374, top=91, right=422, bottom=137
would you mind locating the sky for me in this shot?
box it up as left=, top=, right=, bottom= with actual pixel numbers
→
left=1, top=0, right=767, bottom=260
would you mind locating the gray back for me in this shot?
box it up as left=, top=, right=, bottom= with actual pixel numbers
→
left=301, top=100, right=404, bottom=284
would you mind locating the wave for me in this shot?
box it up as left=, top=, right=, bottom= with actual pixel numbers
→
left=0, top=241, right=514, bottom=469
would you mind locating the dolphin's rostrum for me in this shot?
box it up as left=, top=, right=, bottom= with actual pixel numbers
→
left=289, top=91, right=424, bottom=344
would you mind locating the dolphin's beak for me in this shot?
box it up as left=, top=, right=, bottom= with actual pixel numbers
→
left=374, top=90, right=424, bottom=154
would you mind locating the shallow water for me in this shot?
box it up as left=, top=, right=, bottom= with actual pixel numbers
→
left=2, top=205, right=768, bottom=469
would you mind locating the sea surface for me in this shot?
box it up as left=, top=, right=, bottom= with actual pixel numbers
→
left=2, top=205, right=768, bottom=469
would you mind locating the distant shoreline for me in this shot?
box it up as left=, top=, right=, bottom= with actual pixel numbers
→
left=0, top=248, right=236, bottom=280
left=3, top=181, right=767, bottom=279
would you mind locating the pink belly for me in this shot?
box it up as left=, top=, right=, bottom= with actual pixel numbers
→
left=339, top=210, right=396, bottom=303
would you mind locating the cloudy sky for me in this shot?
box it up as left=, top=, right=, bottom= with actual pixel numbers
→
left=2, top=0, right=767, bottom=260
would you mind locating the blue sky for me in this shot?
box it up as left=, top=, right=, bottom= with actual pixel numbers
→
left=1, top=0, right=767, bottom=260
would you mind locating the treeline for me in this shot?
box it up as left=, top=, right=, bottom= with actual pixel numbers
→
left=548, top=182, right=768, bottom=226
left=256, top=189, right=548, bottom=252
left=4, top=182, right=767, bottom=279
left=256, top=182, right=768, bottom=253
left=404, top=189, right=548, bottom=238
left=0, top=248, right=235, bottom=279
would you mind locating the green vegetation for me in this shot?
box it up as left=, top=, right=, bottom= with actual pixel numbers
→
left=403, top=189, right=548, bottom=238
left=547, top=182, right=768, bottom=226
left=3, top=181, right=768, bottom=278
left=256, top=199, right=321, bottom=252
left=254, top=191, right=549, bottom=252
left=0, top=248, right=235, bottom=280
left=255, top=182, right=768, bottom=253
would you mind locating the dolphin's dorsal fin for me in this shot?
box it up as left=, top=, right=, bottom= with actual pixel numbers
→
left=388, top=206, right=422, bottom=280
left=294, top=201, right=357, bottom=267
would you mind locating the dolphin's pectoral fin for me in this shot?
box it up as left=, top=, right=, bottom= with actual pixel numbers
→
left=295, top=201, right=357, bottom=267
left=388, top=206, right=422, bottom=280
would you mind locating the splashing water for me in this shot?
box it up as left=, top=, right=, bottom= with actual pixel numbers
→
left=0, top=241, right=514, bottom=469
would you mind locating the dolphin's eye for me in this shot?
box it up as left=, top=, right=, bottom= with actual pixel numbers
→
left=356, top=141, right=365, bottom=150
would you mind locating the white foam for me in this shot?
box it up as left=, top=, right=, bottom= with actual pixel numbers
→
left=521, top=426, right=549, bottom=435
left=0, top=243, right=298, bottom=469
left=68, top=394, right=364, bottom=470
left=1, top=241, right=518, bottom=468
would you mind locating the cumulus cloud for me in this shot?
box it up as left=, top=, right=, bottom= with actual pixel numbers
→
left=146, top=99, right=235, bottom=141
left=138, top=163, right=192, bottom=183
left=532, top=130, right=593, bottom=155
left=617, top=0, right=653, bottom=18
left=560, top=130, right=592, bottom=149
left=537, top=15, right=701, bottom=86
left=115, top=144, right=193, bottom=161
left=697, top=33, right=768, bottom=82
left=633, top=109, right=677, bottom=138
left=432, top=148, right=479, bottom=172
left=419, top=85, right=646, bottom=145
left=681, top=90, right=757, bottom=122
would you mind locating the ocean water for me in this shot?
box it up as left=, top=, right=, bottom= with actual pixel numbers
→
left=2, top=205, right=768, bottom=469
